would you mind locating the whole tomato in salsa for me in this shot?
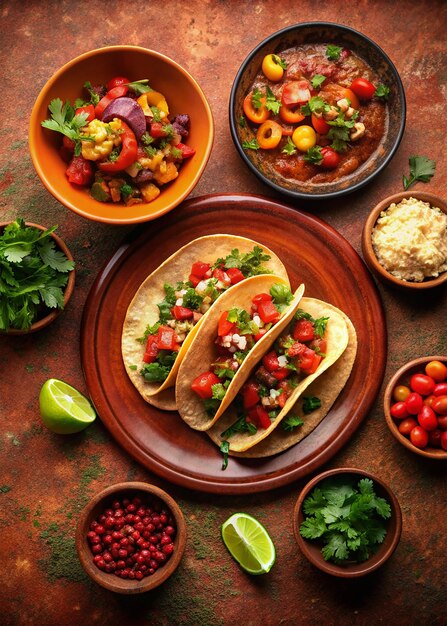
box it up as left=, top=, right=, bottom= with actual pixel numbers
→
left=350, top=77, right=376, bottom=101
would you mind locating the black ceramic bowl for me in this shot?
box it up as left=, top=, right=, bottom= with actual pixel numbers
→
left=229, top=22, right=406, bottom=201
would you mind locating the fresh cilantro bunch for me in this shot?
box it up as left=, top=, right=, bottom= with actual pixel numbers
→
left=299, top=476, right=391, bottom=564
left=41, top=98, right=91, bottom=156
left=214, top=246, right=272, bottom=277
left=0, top=219, right=75, bottom=331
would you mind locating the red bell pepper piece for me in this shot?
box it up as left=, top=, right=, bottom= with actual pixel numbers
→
left=262, top=350, right=280, bottom=372
left=254, top=328, right=268, bottom=342
left=272, top=367, right=290, bottom=381
left=218, top=311, right=235, bottom=337
left=98, top=121, right=137, bottom=172
left=191, top=261, right=210, bottom=278
left=252, top=293, right=272, bottom=304
left=226, top=267, right=245, bottom=284
left=191, top=371, right=221, bottom=399
left=150, top=122, right=170, bottom=138
left=66, top=156, right=94, bottom=186
left=287, top=341, right=307, bottom=358
left=257, top=300, right=280, bottom=324
left=247, top=405, right=271, bottom=430
left=143, top=335, right=159, bottom=363
left=75, top=104, right=95, bottom=122
left=212, top=268, right=231, bottom=286
left=188, top=274, right=201, bottom=287
left=301, top=353, right=322, bottom=375
left=156, top=325, right=178, bottom=351
left=95, top=84, right=129, bottom=118
left=172, top=305, right=194, bottom=321
left=292, top=319, right=315, bottom=342
left=176, top=143, right=196, bottom=159
left=242, top=381, right=260, bottom=409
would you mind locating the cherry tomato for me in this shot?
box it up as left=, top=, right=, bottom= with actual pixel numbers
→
left=282, top=80, right=311, bottom=106
left=66, top=156, right=94, bottom=186
left=311, top=113, right=330, bottom=135
left=292, top=125, right=316, bottom=152
left=438, top=415, right=447, bottom=431
left=320, top=147, right=341, bottom=169
left=428, top=429, right=443, bottom=448
left=410, top=426, right=429, bottom=449
left=393, top=385, right=411, bottom=402
left=423, top=395, right=436, bottom=407
left=390, top=402, right=409, bottom=420
left=243, top=92, right=270, bottom=124
left=432, top=396, right=447, bottom=415
left=441, top=431, right=447, bottom=451
left=350, top=78, right=376, bottom=101
left=410, top=373, right=436, bottom=396
left=398, top=417, right=418, bottom=436
left=434, top=382, right=447, bottom=396
left=256, top=120, right=283, bottom=149
left=106, top=76, right=130, bottom=91
left=279, top=104, right=305, bottom=124
left=417, top=405, right=438, bottom=431
left=261, top=54, right=284, bottom=82
left=425, top=360, right=447, bottom=382
left=405, top=392, right=423, bottom=415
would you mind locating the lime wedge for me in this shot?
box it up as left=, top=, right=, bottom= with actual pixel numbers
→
left=221, top=512, right=276, bottom=575
left=39, top=378, right=96, bottom=434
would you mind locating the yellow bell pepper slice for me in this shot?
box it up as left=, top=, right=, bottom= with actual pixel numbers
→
left=137, top=92, right=169, bottom=117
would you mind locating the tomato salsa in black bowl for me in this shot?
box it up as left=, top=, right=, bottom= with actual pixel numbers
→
left=229, top=22, right=406, bottom=201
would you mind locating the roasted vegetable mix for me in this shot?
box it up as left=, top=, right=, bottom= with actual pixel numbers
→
left=41, top=76, right=195, bottom=205
left=0, top=219, right=74, bottom=331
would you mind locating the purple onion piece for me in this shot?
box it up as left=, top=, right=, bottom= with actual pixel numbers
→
left=101, top=97, right=146, bottom=140
left=135, top=169, right=154, bottom=184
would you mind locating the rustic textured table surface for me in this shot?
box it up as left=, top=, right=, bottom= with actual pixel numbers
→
left=1, top=1, right=446, bottom=625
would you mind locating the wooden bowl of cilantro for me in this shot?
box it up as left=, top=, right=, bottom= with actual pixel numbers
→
left=293, top=467, right=402, bottom=577
left=0, top=219, right=75, bottom=334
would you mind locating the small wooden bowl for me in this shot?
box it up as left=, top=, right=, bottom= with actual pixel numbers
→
left=76, top=482, right=187, bottom=593
left=293, top=467, right=402, bottom=577
left=384, top=356, right=447, bottom=459
left=362, top=191, right=447, bottom=290
left=0, top=221, right=75, bottom=334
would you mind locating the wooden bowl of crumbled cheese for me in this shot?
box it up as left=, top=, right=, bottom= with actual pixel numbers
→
left=362, top=191, right=447, bottom=290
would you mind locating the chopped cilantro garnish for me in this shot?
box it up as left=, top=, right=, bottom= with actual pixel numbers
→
left=310, top=74, right=327, bottom=89
left=239, top=115, right=246, bottom=128
left=272, top=54, right=288, bottom=70
left=374, top=84, right=390, bottom=100
left=215, top=246, right=271, bottom=277
left=120, top=183, right=134, bottom=198
left=126, top=79, right=153, bottom=95
left=303, top=396, right=322, bottom=414
left=220, top=440, right=230, bottom=470
left=41, top=98, right=91, bottom=156
left=251, top=88, right=263, bottom=110
left=83, top=81, right=100, bottom=106
left=282, top=414, right=304, bottom=432
left=403, top=155, right=436, bottom=190
left=220, top=415, right=257, bottom=440
left=269, top=283, right=293, bottom=311
left=242, top=138, right=260, bottom=150
left=265, top=86, right=281, bottom=115
left=282, top=137, right=297, bottom=156
left=326, top=45, right=342, bottom=61
left=304, top=145, right=323, bottom=165
left=301, top=96, right=330, bottom=117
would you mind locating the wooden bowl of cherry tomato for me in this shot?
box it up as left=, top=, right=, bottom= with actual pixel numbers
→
left=384, top=357, right=447, bottom=459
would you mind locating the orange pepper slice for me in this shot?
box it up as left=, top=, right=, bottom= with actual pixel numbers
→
left=279, top=103, right=305, bottom=125
left=243, top=92, right=270, bottom=124
left=256, top=120, right=283, bottom=150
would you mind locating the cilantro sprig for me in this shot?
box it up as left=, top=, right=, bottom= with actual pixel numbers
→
left=265, top=86, right=281, bottom=115
left=299, top=476, right=391, bottom=564
left=0, top=219, right=75, bottom=331
left=326, top=45, right=342, bottom=61
left=402, top=155, right=436, bottom=190
left=242, top=138, right=260, bottom=151
left=374, top=84, right=390, bottom=100
left=310, top=74, right=327, bottom=89
left=41, top=98, right=93, bottom=156
left=214, top=246, right=272, bottom=277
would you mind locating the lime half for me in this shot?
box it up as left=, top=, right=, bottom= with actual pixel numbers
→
left=221, top=512, right=276, bottom=575
left=39, top=378, right=96, bottom=434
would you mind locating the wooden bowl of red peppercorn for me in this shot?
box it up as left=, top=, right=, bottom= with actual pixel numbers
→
left=75, top=482, right=186, bottom=593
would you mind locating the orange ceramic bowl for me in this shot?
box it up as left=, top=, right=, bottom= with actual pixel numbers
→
left=29, top=46, right=214, bottom=224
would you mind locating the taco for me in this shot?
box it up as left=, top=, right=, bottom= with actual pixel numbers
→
left=207, top=298, right=351, bottom=453
left=121, top=235, right=288, bottom=410
left=176, top=276, right=305, bottom=431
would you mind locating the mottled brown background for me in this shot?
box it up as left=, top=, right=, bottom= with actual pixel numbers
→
left=1, top=1, right=446, bottom=625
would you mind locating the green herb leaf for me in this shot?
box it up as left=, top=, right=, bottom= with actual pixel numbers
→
left=269, top=283, right=293, bottom=311
left=304, top=145, right=323, bottom=165
left=242, top=138, right=260, bottom=150
left=83, top=81, right=100, bottom=105
left=156, top=283, right=177, bottom=323
left=302, top=396, right=321, bottom=414
left=251, top=88, right=262, bottom=110
left=126, top=79, right=153, bottom=95
left=41, top=98, right=90, bottom=155
left=282, top=137, right=297, bottom=156
left=272, top=54, right=288, bottom=70
left=402, top=155, right=436, bottom=190
left=374, top=84, right=390, bottom=100
left=265, top=86, right=281, bottom=115
left=326, top=45, right=342, bottom=61
left=120, top=183, right=134, bottom=199
left=300, top=96, right=330, bottom=116
left=282, top=414, right=304, bottom=432
left=310, top=74, right=327, bottom=89
left=220, top=415, right=257, bottom=439
left=239, top=115, right=246, bottom=128
left=217, top=246, right=271, bottom=277
left=220, top=441, right=230, bottom=470
left=314, top=316, right=329, bottom=338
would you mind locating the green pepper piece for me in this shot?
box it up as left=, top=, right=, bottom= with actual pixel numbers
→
left=90, top=181, right=111, bottom=202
